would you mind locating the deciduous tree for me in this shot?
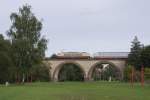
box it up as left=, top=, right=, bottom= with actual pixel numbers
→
left=7, top=4, right=47, bottom=83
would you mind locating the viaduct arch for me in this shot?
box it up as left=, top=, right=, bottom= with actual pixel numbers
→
left=52, top=61, right=86, bottom=81
left=87, top=61, right=122, bottom=81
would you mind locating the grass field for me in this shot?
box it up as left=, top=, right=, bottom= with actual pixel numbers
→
left=0, top=82, right=150, bottom=100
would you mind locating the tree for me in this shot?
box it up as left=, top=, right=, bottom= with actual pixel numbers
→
left=7, top=4, right=47, bottom=83
left=140, top=45, right=150, bottom=68
left=127, top=36, right=143, bottom=70
left=0, top=34, right=14, bottom=83
left=103, top=66, right=117, bottom=81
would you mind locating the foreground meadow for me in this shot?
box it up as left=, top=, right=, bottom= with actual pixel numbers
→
left=0, top=82, right=150, bottom=100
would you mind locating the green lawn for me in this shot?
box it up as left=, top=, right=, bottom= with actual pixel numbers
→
left=0, top=82, right=150, bottom=100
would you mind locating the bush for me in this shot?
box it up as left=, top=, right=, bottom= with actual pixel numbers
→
left=123, top=65, right=144, bottom=82
left=58, top=63, right=84, bottom=81
left=30, top=64, right=50, bottom=82
left=144, top=68, right=150, bottom=84
left=134, top=71, right=141, bottom=82
left=123, top=65, right=132, bottom=82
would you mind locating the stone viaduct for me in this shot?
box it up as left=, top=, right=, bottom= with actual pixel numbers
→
left=44, top=52, right=129, bottom=81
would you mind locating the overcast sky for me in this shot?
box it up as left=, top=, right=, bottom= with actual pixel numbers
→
left=0, top=0, right=150, bottom=56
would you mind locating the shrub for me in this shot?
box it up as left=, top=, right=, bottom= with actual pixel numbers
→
left=144, top=68, right=150, bottom=84
left=30, top=64, right=50, bottom=82
left=134, top=71, right=141, bottom=82
left=123, top=65, right=132, bottom=82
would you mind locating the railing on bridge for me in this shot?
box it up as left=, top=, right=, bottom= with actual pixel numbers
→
left=93, top=52, right=129, bottom=58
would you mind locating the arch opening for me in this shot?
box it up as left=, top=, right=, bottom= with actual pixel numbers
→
left=55, top=63, right=85, bottom=82
left=89, top=62, right=121, bottom=81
